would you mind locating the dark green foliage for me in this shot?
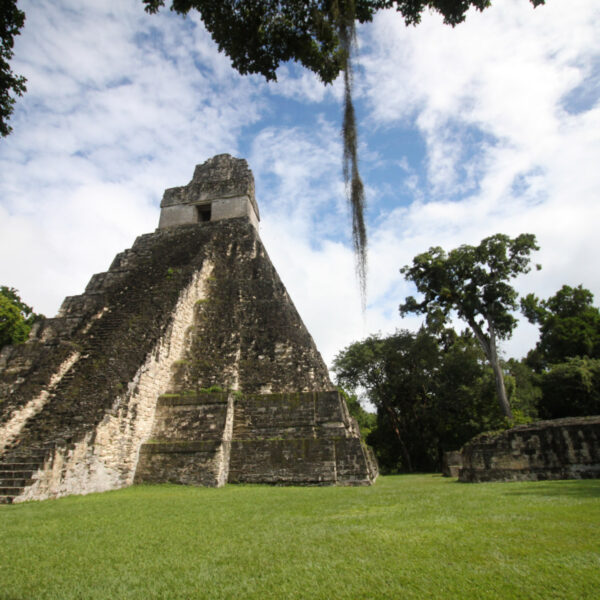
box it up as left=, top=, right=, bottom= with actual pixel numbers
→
left=142, top=1, right=546, bottom=83
left=521, top=285, right=600, bottom=418
left=400, top=233, right=540, bottom=341
left=0, top=286, right=40, bottom=350
left=522, top=285, right=600, bottom=370
left=400, top=233, right=540, bottom=419
left=504, top=358, right=541, bottom=420
left=0, top=0, right=27, bottom=137
left=538, top=357, right=600, bottom=419
left=332, top=327, right=533, bottom=473
left=339, top=388, right=376, bottom=438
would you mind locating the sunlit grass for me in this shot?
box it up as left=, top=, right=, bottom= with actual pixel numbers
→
left=1, top=475, right=598, bottom=599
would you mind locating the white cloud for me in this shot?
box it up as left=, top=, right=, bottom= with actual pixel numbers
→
left=1, top=0, right=266, bottom=315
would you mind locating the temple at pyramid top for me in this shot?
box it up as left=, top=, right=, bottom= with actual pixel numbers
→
left=158, top=154, right=260, bottom=230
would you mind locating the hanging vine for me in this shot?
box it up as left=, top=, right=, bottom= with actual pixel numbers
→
left=334, top=1, right=368, bottom=312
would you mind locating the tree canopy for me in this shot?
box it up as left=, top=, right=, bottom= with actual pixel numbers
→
left=0, top=286, right=40, bottom=350
left=521, top=285, right=600, bottom=370
left=142, top=1, right=546, bottom=83
left=399, top=233, right=540, bottom=419
left=332, top=326, right=529, bottom=473
left=537, top=356, right=600, bottom=419
left=0, top=0, right=27, bottom=137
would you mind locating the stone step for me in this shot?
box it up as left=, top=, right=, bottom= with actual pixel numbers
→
left=0, top=470, right=35, bottom=479
left=3, top=453, right=48, bottom=461
left=0, top=462, right=41, bottom=470
left=139, top=440, right=222, bottom=454
left=0, top=477, right=33, bottom=487
left=3, top=446, right=55, bottom=456
left=157, top=392, right=229, bottom=406
left=0, top=486, right=23, bottom=496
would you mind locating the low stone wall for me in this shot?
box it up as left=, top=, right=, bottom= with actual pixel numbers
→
left=459, top=416, right=600, bottom=482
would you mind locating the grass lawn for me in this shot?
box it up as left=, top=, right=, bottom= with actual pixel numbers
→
left=0, top=474, right=598, bottom=599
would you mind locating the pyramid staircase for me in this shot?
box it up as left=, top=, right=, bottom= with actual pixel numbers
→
left=0, top=447, right=53, bottom=504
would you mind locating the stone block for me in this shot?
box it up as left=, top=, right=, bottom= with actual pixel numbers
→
left=135, top=441, right=224, bottom=487
left=442, top=451, right=463, bottom=477
left=228, top=438, right=337, bottom=485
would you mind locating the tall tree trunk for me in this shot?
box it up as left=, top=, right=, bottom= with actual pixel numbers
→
left=487, top=321, right=513, bottom=420
left=489, top=353, right=512, bottom=419
left=467, top=318, right=513, bottom=420
left=382, top=402, right=413, bottom=472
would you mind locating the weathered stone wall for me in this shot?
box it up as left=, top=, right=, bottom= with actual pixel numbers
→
left=170, top=230, right=333, bottom=394
left=134, top=391, right=377, bottom=487
left=134, top=392, right=233, bottom=488
left=459, top=416, right=600, bottom=482
left=231, top=391, right=351, bottom=440
left=228, top=392, right=375, bottom=485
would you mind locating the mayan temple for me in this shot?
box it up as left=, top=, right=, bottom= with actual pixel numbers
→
left=0, top=155, right=377, bottom=503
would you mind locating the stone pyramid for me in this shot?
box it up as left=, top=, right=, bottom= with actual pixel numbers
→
left=0, top=155, right=377, bottom=503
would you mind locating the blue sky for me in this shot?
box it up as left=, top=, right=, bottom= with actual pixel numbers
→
left=1, top=0, right=599, bottom=368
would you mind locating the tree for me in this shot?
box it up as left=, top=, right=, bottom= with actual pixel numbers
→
left=0, top=0, right=27, bottom=137
left=399, top=233, right=540, bottom=420
left=143, top=1, right=547, bottom=308
left=333, top=326, right=524, bottom=473
left=332, top=330, right=419, bottom=471
left=0, top=286, right=40, bottom=350
left=521, top=285, right=600, bottom=370
left=538, top=357, right=600, bottom=419
left=339, top=388, right=377, bottom=439
left=504, top=357, right=541, bottom=419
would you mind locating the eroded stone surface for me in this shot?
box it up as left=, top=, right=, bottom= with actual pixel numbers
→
left=459, top=416, right=600, bottom=482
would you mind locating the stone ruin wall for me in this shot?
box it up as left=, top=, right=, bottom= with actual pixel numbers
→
left=459, top=416, right=600, bottom=482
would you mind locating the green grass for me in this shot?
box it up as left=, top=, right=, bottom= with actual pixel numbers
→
left=1, top=475, right=598, bottom=599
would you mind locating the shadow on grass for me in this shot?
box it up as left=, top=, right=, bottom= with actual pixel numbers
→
left=500, top=479, right=600, bottom=499
left=447, top=475, right=600, bottom=498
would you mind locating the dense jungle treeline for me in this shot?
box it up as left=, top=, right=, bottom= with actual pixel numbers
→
left=335, top=283, right=600, bottom=474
